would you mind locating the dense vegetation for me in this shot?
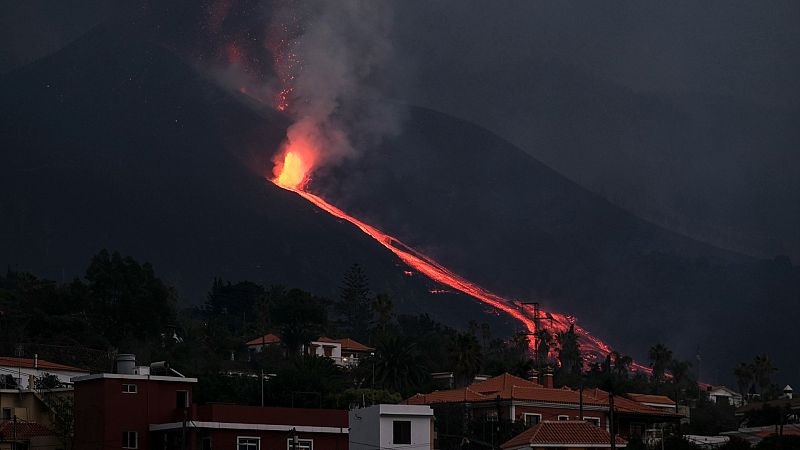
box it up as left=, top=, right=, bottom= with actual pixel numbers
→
left=1, top=250, right=791, bottom=448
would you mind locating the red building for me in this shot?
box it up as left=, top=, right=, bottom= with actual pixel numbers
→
left=73, top=356, right=348, bottom=450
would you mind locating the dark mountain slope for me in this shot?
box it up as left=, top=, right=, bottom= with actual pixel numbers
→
left=0, top=25, right=514, bottom=332
left=317, top=107, right=799, bottom=382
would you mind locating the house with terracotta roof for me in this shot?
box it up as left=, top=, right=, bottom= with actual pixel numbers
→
left=246, top=333, right=374, bottom=367
left=403, top=373, right=681, bottom=438
left=501, top=420, right=627, bottom=450
left=0, top=388, right=71, bottom=450
left=0, top=356, right=87, bottom=389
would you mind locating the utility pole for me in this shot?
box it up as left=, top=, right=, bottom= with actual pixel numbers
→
left=609, top=393, right=616, bottom=450
left=261, top=370, right=265, bottom=407
left=579, top=382, right=584, bottom=421
left=181, top=408, right=187, bottom=450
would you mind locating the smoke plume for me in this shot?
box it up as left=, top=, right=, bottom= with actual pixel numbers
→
left=269, top=0, right=403, bottom=174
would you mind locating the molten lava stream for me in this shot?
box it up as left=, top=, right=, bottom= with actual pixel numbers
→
left=270, top=151, right=629, bottom=364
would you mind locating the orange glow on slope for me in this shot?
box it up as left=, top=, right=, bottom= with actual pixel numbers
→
left=273, top=182, right=539, bottom=337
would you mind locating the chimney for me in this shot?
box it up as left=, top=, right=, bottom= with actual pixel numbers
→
left=34, top=353, right=38, bottom=369
left=543, top=372, right=554, bottom=389
left=784, top=385, right=793, bottom=400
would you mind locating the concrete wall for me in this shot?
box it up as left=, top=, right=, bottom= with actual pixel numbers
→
left=350, top=404, right=433, bottom=450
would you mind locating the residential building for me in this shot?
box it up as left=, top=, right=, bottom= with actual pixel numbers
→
left=73, top=354, right=349, bottom=450
left=705, top=386, right=743, bottom=407
left=0, top=389, right=68, bottom=450
left=309, top=338, right=373, bottom=367
left=501, top=420, right=628, bottom=450
left=626, top=394, right=675, bottom=412
left=246, top=334, right=282, bottom=353
left=0, top=356, right=87, bottom=390
left=245, top=334, right=373, bottom=368
left=349, top=404, right=433, bottom=450
left=403, top=373, right=680, bottom=437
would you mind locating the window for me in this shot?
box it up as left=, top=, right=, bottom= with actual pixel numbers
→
left=584, top=417, right=601, bottom=427
left=201, top=438, right=212, bottom=450
left=393, top=420, right=411, bottom=445
left=2, top=408, right=11, bottom=420
left=287, top=438, right=313, bottom=450
left=557, top=415, right=569, bottom=421
left=122, top=431, right=138, bottom=449
left=122, top=384, right=137, bottom=393
left=237, top=437, right=260, bottom=450
left=524, top=413, right=541, bottom=426
left=176, top=390, right=188, bottom=408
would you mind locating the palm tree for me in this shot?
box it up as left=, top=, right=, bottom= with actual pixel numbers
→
left=556, top=325, right=581, bottom=375
left=373, top=334, right=428, bottom=396
left=448, top=332, right=483, bottom=387
left=534, top=329, right=553, bottom=369
left=733, top=362, right=754, bottom=397
left=648, top=343, right=673, bottom=383
left=751, top=354, right=777, bottom=396
left=612, top=351, right=633, bottom=379
left=371, top=293, right=394, bottom=333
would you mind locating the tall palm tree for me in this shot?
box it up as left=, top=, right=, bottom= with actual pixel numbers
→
left=751, top=354, right=777, bottom=396
left=612, top=352, right=633, bottom=379
left=371, top=293, right=394, bottom=333
left=373, top=334, right=428, bottom=396
left=448, top=332, right=483, bottom=387
left=733, top=362, right=754, bottom=397
left=535, top=329, right=553, bottom=369
left=648, top=343, right=673, bottom=383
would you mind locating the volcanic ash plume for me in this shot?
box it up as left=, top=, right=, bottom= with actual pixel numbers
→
left=269, top=0, right=402, bottom=188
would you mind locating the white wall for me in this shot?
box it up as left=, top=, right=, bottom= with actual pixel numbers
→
left=0, top=366, right=85, bottom=390
left=350, top=404, right=433, bottom=450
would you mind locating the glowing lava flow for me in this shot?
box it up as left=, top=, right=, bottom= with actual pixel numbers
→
left=269, top=151, right=637, bottom=367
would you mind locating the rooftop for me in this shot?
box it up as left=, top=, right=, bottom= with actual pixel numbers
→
left=501, top=420, right=627, bottom=449
left=245, top=333, right=281, bottom=346
left=0, top=357, right=87, bottom=373
left=316, top=337, right=373, bottom=352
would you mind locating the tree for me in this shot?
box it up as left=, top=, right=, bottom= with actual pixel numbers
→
left=336, top=264, right=373, bottom=341
left=447, top=332, right=483, bottom=387
left=204, top=279, right=266, bottom=334
left=556, top=324, right=581, bottom=375
left=648, top=343, right=673, bottom=383
left=373, top=334, right=429, bottom=396
left=535, top=329, right=553, bottom=369
left=371, top=293, right=394, bottom=333
left=271, top=289, right=327, bottom=356
left=751, top=355, right=777, bottom=397
left=612, top=352, right=633, bottom=379
left=734, top=362, right=755, bottom=397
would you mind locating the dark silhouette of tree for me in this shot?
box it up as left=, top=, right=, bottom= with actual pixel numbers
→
left=336, top=264, right=373, bottom=341
left=535, top=329, right=553, bottom=369
left=751, top=354, right=777, bottom=397
left=556, top=324, right=581, bottom=375
left=612, top=351, right=633, bottom=379
left=204, top=279, right=266, bottom=334
left=447, top=332, right=483, bottom=387
left=734, top=362, right=755, bottom=397
left=373, top=334, right=428, bottom=396
left=648, top=343, right=673, bottom=383
left=271, top=289, right=327, bottom=356
left=371, top=293, right=394, bottom=333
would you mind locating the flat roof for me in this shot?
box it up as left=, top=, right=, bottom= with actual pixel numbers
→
left=72, top=373, right=197, bottom=383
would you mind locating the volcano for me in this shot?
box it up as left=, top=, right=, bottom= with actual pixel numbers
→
left=1, top=24, right=797, bottom=382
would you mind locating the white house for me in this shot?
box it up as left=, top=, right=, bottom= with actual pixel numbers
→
left=308, top=337, right=374, bottom=368
left=0, top=356, right=88, bottom=389
left=349, top=404, right=434, bottom=450
left=707, top=385, right=743, bottom=407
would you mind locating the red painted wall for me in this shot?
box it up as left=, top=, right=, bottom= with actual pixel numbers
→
left=205, top=429, right=348, bottom=450
left=74, top=376, right=194, bottom=450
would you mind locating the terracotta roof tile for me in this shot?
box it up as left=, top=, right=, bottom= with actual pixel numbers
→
left=627, top=393, right=675, bottom=406
left=0, top=421, right=56, bottom=440
left=470, top=373, right=541, bottom=393
left=245, top=334, right=281, bottom=346
left=0, top=357, right=86, bottom=372
left=502, top=421, right=627, bottom=449
left=316, top=337, right=373, bottom=352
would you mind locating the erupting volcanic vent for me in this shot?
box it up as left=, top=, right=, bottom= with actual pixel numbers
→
left=262, top=1, right=648, bottom=371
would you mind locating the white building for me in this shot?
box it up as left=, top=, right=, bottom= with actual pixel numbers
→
left=707, top=385, right=743, bottom=407
left=0, top=356, right=88, bottom=389
left=308, top=337, right=373, bottom=368
left=349, top=404, right=434, bottom=450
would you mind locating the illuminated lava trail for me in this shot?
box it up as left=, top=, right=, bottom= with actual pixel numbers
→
left=270, top=152, right=630, bottom=366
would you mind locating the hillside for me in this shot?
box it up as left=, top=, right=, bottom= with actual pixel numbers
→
left=0, top=24, right=797, bottom=382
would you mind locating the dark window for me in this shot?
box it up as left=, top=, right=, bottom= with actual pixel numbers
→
left=122, top=431, right=138, bottom=449
left=524, top=414, right=541, bottom=426
left=2, top=408, right=11, bottom=420
left=122, top=384, right=137, bottom=393
left=176, top=390, right=188, bottom=408
left=557, top=415, right=569, bottom=421
left=202, top=438, right=212, bottom=450
left=585, top=417, right=601, bottom=427
left=393, top=420, right=411, bottom=445
left=238, top=437, right=259, bottom=450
